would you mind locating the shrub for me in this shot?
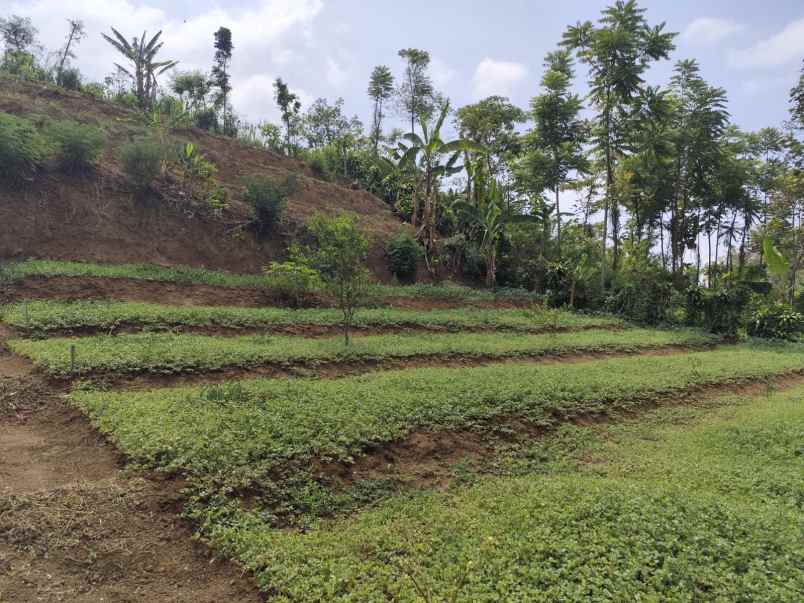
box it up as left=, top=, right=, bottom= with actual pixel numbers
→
left=56, top=68, right=82, bottom=91
left=686, top=283, right=751, bottom=336
left=747, top=301, right=803, bottom=340
left=194, top=108, right=218, bottom=131
left=244, top=177, right=290, bottom=237
left=47, top=120, right=105, bottom=172
left=264, top=261, right=322, bottom=307
left=120, top=139, right=163, bottom=190
left=386, top=230, right=421, bottom=283
left=0, top=112, right=48, bottom=185
left=82, top=83, right=106, bottom=100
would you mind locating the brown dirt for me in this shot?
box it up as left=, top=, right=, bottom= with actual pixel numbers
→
left=3, top=275, right=530, bottom=311
left=313, top=371, right=804, bottom=493
left=0, top=356, right=263, bottom=601
left=55, top=343, right=715, bottom=391
left=12, top=321, right=624, bottom=340
left=0, top=77, right=401, bottom=279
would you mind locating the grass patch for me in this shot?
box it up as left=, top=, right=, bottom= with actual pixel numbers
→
left=10, top=328, right=711, bottom=376
left=194, top=387, right=804, bottom=602
left=2, top=300, right=622, bottom=334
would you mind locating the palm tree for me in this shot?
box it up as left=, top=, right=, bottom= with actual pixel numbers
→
left=395, top=102, right=470, bottom=269
left=102, top=28, right=178, bottom=108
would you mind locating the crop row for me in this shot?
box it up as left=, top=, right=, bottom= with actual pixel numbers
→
left=0, top=259, right=537, bottom=302
left=1, top=300, right=622, bottom=334
left=9, top=328, right=711, bottom=376
left=196, top=387, right=803, bottom=601
left=68, top=345, right=804, bottom=479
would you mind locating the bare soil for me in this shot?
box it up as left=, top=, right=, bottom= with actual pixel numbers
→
left=0, top=339, right=263, bottom=601
left=3, top=275, right=530, bottom=311
left=0, top=77, right=401, bottom=279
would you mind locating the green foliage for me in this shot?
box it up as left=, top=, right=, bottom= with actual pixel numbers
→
left=244, top=176, right=290, bottom=237
left=10, top=328, right=709, bottom=377
left=606, top=245, right=675, bottom=324
left=56, top=67, right=82, bottom=90
left=66, top=345, right=802, bottom=472
left=686, top=283, right=752, bottom=335
left=386, top=230, right=421, bottom=283
left=120, top=139, right=163, bottom=190
left=0, top=112, right=48, bottom=185
left=747, top=301, right=804, bottom=340
left=46, top=120, right=105, bottom=172
left=299, top=213, right=371, bottom=344
left=198, top=389, right=804, bottom=602
left=263, top=261, right=322, bottom=307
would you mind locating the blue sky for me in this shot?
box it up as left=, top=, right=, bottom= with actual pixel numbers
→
left=9, top=0, right=804, bottom=133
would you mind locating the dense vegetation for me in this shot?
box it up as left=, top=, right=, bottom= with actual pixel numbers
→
left=9, top=328, right=709, bottom=376
left=201, top=388, right=803, bottom=601
left=3, top=3, right=804, bottom=335
left=1, top=300, right=621, bottom=334
left=68, top=346, right=804, bottom=476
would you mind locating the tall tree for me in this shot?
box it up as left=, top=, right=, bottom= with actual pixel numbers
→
left=791, top=59, right=804, bottom=129
left=521, top=50, right=588, bottom=253
left=56, top=19, right=86, bottom=84
left=397, top=48, right=434, bottom=135
left=274, top=77, right=302, bottom=156
left=563, top=0, right=675, bottom=283
left=0, top=15, right=36, bottom=53
left=102, top=29, right=178, bottom=108
left=666, top=59, right=729, bottom=274
left=456, top=95, right=526, bottom=193
left=211, top=27, right=233, bottom=132
left=368, top=65, right=394, bottom=152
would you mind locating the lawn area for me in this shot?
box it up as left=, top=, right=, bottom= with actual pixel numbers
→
left=1, top=299, right=622, bottom=334
left=195, top=385, right=804, bottom=602
left=10, top=328, right=711, bottom=376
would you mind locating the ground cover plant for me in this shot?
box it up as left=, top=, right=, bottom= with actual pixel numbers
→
left=196, top=386, right=804, bottom=601
left=1, top=300, right=623, bottom=334
left=9, top=328, right=712, bottom=376
left=0, top=259, right=539, bottom=302
left=67, top=345, right=804, bottom=480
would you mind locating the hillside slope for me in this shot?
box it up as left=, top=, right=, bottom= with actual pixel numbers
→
left=0, top=77, right=401, bottom=276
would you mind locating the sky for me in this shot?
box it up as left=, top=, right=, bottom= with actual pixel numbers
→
left=5, top=0, right=804, bottom=135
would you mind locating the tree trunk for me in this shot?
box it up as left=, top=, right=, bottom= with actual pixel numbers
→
left=555, top=187, right=561, bottom=257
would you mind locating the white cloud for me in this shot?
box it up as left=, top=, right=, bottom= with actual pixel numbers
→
left=681, top=17, right=744, bottom=46
left=730, top=18, right=804, bottom=68
left=9, top=0, right=324, bottom=122
left=471, top=58, right=527, bottom=99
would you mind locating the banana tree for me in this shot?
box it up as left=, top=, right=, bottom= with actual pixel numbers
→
left=102, top=29, right=178, bottom=108
left=395, top=102, right=470, bottom=268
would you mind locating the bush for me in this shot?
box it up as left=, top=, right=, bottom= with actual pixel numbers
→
left=264, top=261, right=322, bottom=307
left=747, top=301, right=803, bottom=340
left=686, top=283, right=752, bottom=336
left=244, top=177, right=290, bottom=238
left=47, top=120, right=105, bottom=172
left=56, top=68, right=82, bottom=91
left=0, top=112, right=48, bottom=185
left=120, top=140, right=163, bottom=190
left=386, top=230, right=421, bottom=283
left=194, top=108, right=218, bottom=131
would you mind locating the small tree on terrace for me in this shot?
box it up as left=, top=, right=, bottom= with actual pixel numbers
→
left=274, top=77, right=302, bottom=156
left=211, top=27, right=233, bottom=133
left=301, top=213, right=370, bottom=346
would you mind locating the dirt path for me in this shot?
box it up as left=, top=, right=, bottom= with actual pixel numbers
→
left=0, top=336, right=263, bottom=601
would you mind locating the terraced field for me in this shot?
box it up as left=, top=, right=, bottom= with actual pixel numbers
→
left=1, top=261, right=802, bottom=601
